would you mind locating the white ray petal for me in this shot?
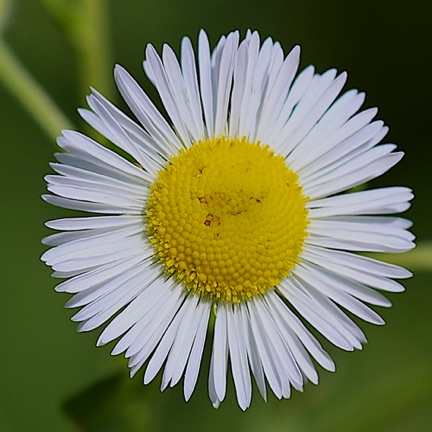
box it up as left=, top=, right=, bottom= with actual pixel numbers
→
left=41, top=225, right=145, bottom=264
left=247, top=300, right=284, bottom=399
left=239, top=305, right=267, bottom=400
left=168, top=299, right=210, bottom=388
left=236, top=31, right=260, bottom=138
left=307, top=187, right=414, bottom=218
left=283, top=71, right=348, bottom=164
left=71, top=261, right=157, bottom=322
left=256, top=45, right=301, bottom=142
left=264, top=293, right=319, bottom=384
left=111, top=280, right=181, bottom=356
left=213, top=31, right=239, bottom=137
left=45, top=215, right=143, bottom=231
left=280, top=278, right=363, bottom=350
left=304, top=147, right=404, bottom=199
left=303, top=244, right=411, bottom=280
left=48, top=163, right=147, bottom=196
left=74, top=266, right=160, bottom=333
left=184, top=300, right=211, bottom=401
left=82, top=89, right=165, bottom=172
left=295, top=264, right=385, bottom=325
left=126, top=284, right=186, bottom=376
left=53, top=151, right=144, bottom=187
left=198, top=30, right=214, bottom=137
left=301, top=248, right=397, bottom=301
left=42, top=194, right=139, bottom=215
left=298, top=121, right=387, bottom=181
left=82, top=94, right=159, bottom=175
left=269, top=291, right=335, bottom=371
left=210, top=304, right=228, bottom=402
left=114, top=65, right=182, bottom=155
left=145, top=44, right=192, bottom=145
left=242, top=37, right=274, bottom=141
left=307, top=216, right=415, bottom=252
left=96, top=270, right=171, bottom=346
left=160, top=295, right=201, bottom=389
left=253, top=297, right=303, bottom=390
left=144, top=295, right=195, bottom=385
left=59, top=130, right=149, bottom=181
left=228, top=40, right=249, bottom=137
left=227, top=305, right=252, bottom=410
left=180, top=36, right=206, bottom=140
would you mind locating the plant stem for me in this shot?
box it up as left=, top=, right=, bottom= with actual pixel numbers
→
left=73, top=0, right=113, bottom=101
left=0, top=38, right=73, bottom=141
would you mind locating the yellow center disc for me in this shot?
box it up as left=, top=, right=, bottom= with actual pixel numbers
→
left=146, top=137, right=309, bottom=303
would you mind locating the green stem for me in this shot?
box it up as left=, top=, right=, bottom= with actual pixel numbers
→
left=73, top=0, right=113, bottom=101
left=0, top=38, right=73, bottom=140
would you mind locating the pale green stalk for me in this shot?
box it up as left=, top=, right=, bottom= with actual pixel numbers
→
left=0, top=38, right=73, bottom=140
left=42, top=0, right=113, bottom=101
left=73, top=0, right=113, bottom=100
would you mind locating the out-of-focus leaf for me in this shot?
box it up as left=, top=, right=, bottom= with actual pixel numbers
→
left=63, top=372, right=160, bottom=432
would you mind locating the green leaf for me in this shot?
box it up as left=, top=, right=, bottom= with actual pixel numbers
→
left=63, top=372, right=160, bottom=432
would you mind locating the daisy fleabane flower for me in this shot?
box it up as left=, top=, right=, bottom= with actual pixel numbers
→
left=42, top=30, right=414, bottom=410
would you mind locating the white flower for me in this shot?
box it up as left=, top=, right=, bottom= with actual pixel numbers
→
left=42, top=30, right=414, bottom=410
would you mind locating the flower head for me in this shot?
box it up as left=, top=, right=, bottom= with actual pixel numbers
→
left=42, top=30, right=414, bottom=410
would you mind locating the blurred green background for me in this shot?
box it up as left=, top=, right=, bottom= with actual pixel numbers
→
left=0, top=0, right=431, bottom=431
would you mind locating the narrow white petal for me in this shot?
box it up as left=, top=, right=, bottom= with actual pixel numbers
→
left=236, top=31, right=260, bottom=138
left=144, top=295, right=193, bottom=386
left=111, top=280, right=181, bottom=356
left=96, top=270, right=170, bottom=345
left=303, top=244, right=412, bottom=280
left=210, top=304, right=228, bottom=402
left=228, top=40, right=249, bottom=137
left=307, top=220, right=415, bottom=253
left=307, top=187, right=414, bottom=218
left=41, top=225, right=145, bottom=265
left=59, top=130, right=149, bottom=181
left=126, top=284, right=186, bottom=376
left=42, top=194, right=139, bottom=215
left=114, top=65, right=182, bottom=155
left=183, top=300, right=211, bottom=401
left=198, top=30, right=214, bottom=137
left=82, top=95, right=158, bottom=176
left=247, top=300, right=284, bottom=399
left=239, top=305, right=267, bottom=400
left=256, top=45, right=301, bottom=142
left=45, top=215, right=143, bottom=232
left=280, top=278, right=363, bottom=350
left=227, top=305, right=252, bottom=410
left=62, top=259, right=147, bottom=306
left=304, top=147, right=404, bottom=199
left=253, top=297, right=303, bottom=390
left=295, top=264, right=385, bottom=325
left=83, top=89, right=165, bottom=172
left=284, top=71, right=348, bottom=164
left=145, top=44, right=192, bottom=145
left=180, top=36, right=206, bottom=140
left=160, top=295, right=201, bottom=389
left=213, top=31, right=239, bottom=137
left=269, top=292, right=335, bottom=371
left=71, top=261, right=156, bottom=323
left=264, top=293, right=319, bottom=384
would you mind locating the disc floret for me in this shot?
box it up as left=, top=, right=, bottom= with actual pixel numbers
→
left=146, top=137, right=308, bottom=303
